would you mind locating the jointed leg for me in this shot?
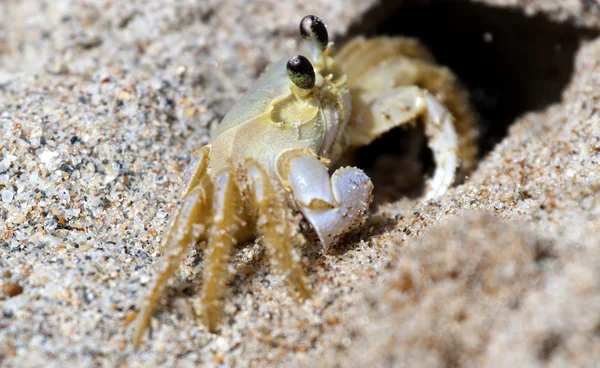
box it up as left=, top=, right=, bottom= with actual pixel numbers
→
left=335, top=37, right=436, bottom=86
left=346, top=86, right=459, bottom=200
left=134, top=147, right=211, bottom=347
left=421, top=91, right=458, bottom=200
left=196, top=169, right=247, bottom=333
left=244, top=159, right=310, bottom=300
left=134, top=183, right=211, bottom=347
left=161, top=146, right=211, bottom=254
left=337, top=36, right=478, bottom=172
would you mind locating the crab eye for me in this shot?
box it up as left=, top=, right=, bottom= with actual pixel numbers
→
left=300, top=15, right=328, bottom=51
left=286, top=55, right=315, bottom=90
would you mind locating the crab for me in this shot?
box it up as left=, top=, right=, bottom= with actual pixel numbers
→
left=133, top=15, right=477, bottom=346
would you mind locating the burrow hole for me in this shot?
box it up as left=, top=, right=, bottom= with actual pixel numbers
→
left=341, top=0, right=597, bottom=205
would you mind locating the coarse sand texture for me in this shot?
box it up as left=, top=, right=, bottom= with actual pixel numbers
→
left=1, top=0, right=600, bottom=367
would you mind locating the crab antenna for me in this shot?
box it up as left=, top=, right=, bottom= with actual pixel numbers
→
left=299, top=15, right=328, bottom=67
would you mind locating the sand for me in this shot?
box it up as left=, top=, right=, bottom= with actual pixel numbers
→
left=1, top=0, right=600, bottom=367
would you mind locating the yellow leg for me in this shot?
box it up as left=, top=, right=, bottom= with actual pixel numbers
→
left=161, top=146, right=211, bottom=255
left=344, top=86, right=459, bottom=200
left=337, top=37, right=478, bottom=172
left=197, top=169, right=246, bottom=333
left=244, top=159, right=311, bottom=300
left=180, top=146, right=211, bottom=199
left=335, top=37, right=436, bottom=86
left=133, top=182, right=211, bottom=348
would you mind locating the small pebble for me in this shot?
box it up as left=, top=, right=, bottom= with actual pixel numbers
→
left=3, top=282, right=23, bottom=297
left=29, top=171, right=39, bottom=184
left=39, top=150, right=59, bottom=168
left=59, top=164, right=74, bottom=174
left=326, top=315, right=340, bottom=325
left=2, top=189, right=14, bottom=203
left=214, top=353, right=225, bottom=364
left=125, top=311, right=137, bottom=326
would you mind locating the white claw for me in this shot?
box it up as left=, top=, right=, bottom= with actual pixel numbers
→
left=288, top=155, right=373, bottom=249
left=288, top=155, right=337, bottom=208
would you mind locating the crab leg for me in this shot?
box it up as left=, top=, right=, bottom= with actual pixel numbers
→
left=421, top=90, right=459, bottom=199
left=134, top=147, right=212, bottom=347
left=196, top=169, right=246, bottom=333
left=244, top=159, right=311, bottom=300
left=284, top=154, right=373, bottom=249
left=347, top=86, right=459, bottom=200
left=159, top=146, right=211, bottom=254
left=133, top=184, right=211, bottom=347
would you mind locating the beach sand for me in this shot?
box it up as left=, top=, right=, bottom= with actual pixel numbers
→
left=1, top=0, right=600, bottom=366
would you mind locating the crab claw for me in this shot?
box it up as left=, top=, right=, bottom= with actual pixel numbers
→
left=287, top=155, right=373, bottom=249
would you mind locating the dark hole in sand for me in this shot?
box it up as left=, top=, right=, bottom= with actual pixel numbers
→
left=340, top=0, right=597, bottom=206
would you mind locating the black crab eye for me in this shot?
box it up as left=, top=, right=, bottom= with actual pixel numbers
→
left=299, top=15, right=328, bottom=51
left=286, top=55, right=315, bottom=90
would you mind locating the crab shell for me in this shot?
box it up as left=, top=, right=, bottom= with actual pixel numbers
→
left=206, top=56, right=352, bottom=187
